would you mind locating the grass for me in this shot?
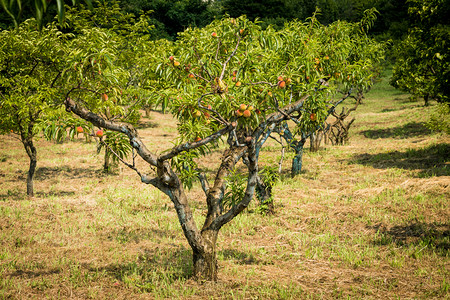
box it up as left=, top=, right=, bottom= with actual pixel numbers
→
left=0, top=70, right=449, bottom=299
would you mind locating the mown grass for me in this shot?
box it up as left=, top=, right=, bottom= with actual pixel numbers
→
left=0, top=70, right=449, bottom=299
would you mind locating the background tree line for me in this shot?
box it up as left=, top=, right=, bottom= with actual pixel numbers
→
left=119, top=0, right=410, bottom=42
left=0, top=0, right=409, bottom=41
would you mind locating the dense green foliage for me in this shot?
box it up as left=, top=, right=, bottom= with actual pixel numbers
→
left=0, top=0, right=93, bottom=28
left=118, top=0, right=409, bottom=40
left=120, top=0, right=219, bottom=40
left=391, top=0, right=450, bottom=104
left=149, top=10, right=383, bottom=177
left=427, top=103, right=450, bottom=134
left=0, top=19, right=70, bottom=195
left=1, top=0, right=409, bottom=42
left=0, top=1, right=151, bottom=192
left=0, top=20, right=66, bottom=137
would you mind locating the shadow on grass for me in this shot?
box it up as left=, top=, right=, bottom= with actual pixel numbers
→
left=349, top=143, right=450, bottom=177
left=360, top=122, right=431, bottom=139
left=106, top=227, right=176, bottom=244
left=8, top=268, right=61, bottom=278
left=380, top=107, right=399, bottom=113
left=35, top=190, right=76, bottom=198
left=219, top=248, right=269, bottom=265
left=135, top=120, right=159, bottom=129
left=90, top=246, right=193, bottom=291
left=34, top=166, right=113, bottom=181
left=0, top=189, right=75, bottom=200
left=370, top=222, right=450, bottom=256
left=0, top=189, right=24, bottom=201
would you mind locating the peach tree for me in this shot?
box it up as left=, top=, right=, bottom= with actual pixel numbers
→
left=61, top=1, right=152, bottom=172
left=272, top=9, right=385, bottom=175
left=37, top=2, right=154, bottom=172
left=0, top=19, right=72, bottom=196
left=0, top=2, right=153, bottom=197
left=391, top=0, right=449, bottom=106
left=64, top=14, right=383, bottom=280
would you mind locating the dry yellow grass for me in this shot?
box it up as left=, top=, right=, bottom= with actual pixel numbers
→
left=0, top=82, right=449, bottom=299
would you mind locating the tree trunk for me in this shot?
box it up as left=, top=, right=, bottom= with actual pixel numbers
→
left=310, top=130, right=323, bottom=152
left=291, top=144, right=304, bottom=176
left=192, top=229, right=219, bottom=281
left=424, top=94, right=429, bottom=106
left=256, top=175, right=274, bottom=214
left=144, top=106, right=151, bottom=118
left=23, top=138, right=37, bottom=197
left=104, top=149, right=111, bottom=173
left=309, top=132, right=319, bottom=152
left=150, top=160, right=220, bottom=282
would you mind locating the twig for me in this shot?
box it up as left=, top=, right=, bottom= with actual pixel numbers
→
left=193, top=39, right=212, bottom=81
left=219, top=36, right=241, bottom=81
left=197, top=92, right=228, bottom=125
left=99, top=137, right=143, bottom=177
left=278, top=142, right=285, bottom=174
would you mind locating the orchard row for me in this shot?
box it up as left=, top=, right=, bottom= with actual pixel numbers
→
left=0, top=6, right=384, bottom=280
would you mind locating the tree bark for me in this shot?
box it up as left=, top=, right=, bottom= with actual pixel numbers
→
left=192, top=229, right=219, bottom=281
left=193, top=147, right=246, bottom=280
left=103, top=149, right=110, bottom=172
left=23, top=138, right=37, bottom=197
left=291, top=140, right=306, bottom=176
left=255, top=175, right=274, bottom=214
left=144, top=106, right=151, bottom=118
left=309, top=131, right=323, bottom=152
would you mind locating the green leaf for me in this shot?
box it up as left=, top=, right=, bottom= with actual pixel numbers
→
left=56, top=0, right=64, bottom=23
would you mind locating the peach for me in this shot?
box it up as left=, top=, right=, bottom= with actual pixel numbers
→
left=96, top=130, right=104, bottom=137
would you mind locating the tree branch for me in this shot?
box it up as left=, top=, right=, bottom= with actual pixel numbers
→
left=99, top=139, right=145, bottom=179
left=203, top=146, right=247, bottom=231
left=211, top=141, right=258, bottom=229
left=158, top=123, right=235, bottom=162
left=197, top=171, right=210, bottom=196
left=64, top=97, right=159, bottom=167
left=262, top=94, right=309, bottom=126
left=219, top=35, right=241, bottom=81
left=197, top=92, right=228, bottom=125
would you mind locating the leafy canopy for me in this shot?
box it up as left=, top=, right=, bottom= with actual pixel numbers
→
left=391, top=0, right=450, bottom=103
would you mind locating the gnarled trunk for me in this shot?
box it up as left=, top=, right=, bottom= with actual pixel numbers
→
left=192, top=229, right=219, bottom=281
left=327, top=90, right=362, bottom=146
left=151, top=160, right=221, bottom=281
left=309, top=132, right=321, bottom=152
